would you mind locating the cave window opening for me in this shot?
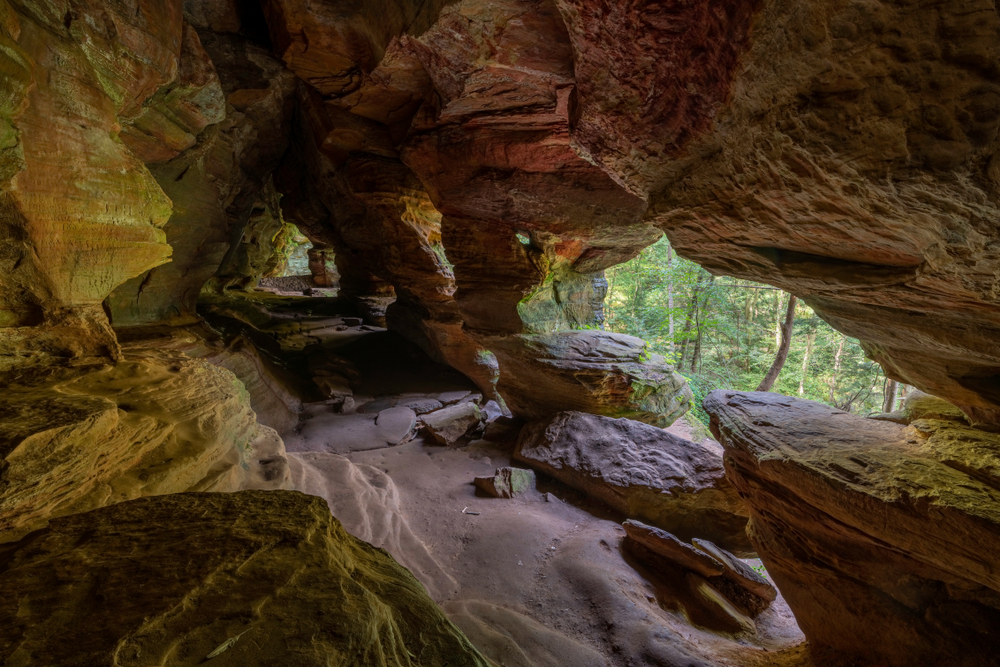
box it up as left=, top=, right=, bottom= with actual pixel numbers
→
left=277, top=224, right=312, bottom=277
left=603, top=236, right=891, bottom=425
left=516, top=231, right=531, bottom=246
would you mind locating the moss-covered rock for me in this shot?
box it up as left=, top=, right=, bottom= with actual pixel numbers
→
left=0, top=490, right=489, bottom=667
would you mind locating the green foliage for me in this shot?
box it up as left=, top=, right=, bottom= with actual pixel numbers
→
left=605, top=237, right=893, bottom=425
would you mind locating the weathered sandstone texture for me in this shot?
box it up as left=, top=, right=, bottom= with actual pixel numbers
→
left=515, top=411, right=750, bottom=553
left=288, top=451, right=459, bottom=602
left=0, top=0, right=180, bottom=360
left=255, top=0, right=697, bottom=423
left=705, top=390, right=1000, bottom=667
left=489, top=332, right=692, bottom=425
left=109, top=15, right=296, bottom=325
left=0, top=491, right=489, bottom=667
left=0, top=345, right=289, bottom=542
left=246, top=0, right=1000, bottom=427
left=640, top=0, right=1000, bottom=425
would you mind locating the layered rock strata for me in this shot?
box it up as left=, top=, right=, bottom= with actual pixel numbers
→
left=516, top=411, right=750, bottom=553
left=258, top=0, right=694, bottom=424
left=249, top=0, right=1000, bottom=427
left=0, top=345, right=289, bottom=542
left=0, top=490, right=488, bottom=667
left=705, top=390, right=1000, bottom=667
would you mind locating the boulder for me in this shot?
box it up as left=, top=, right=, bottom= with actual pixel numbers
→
left=515, top=412, right=750, bottom=554
left=474, top=467, right=537, bottom=499
left=0, top=491, right=488, bottom=667
left=705, top=390, right=1000, bottom=667
left=422, top=402, right=483, bottom=446
left=487, top=332, right=693, bottom=427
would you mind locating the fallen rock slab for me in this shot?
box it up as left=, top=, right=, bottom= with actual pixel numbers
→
left=422, top=402, right=483, bottom=446
left=705, top=390, right=1000, bottom=667
left=515, top=411, right=750, bottom=553
left=474, top=467, right=537, bottom=499
left=0, top=491, right=488, bottom=667
left=375, top=406, right=418, bottom=445
left=622, top=520, right=724, bottom=578
left=623, top=520, right=773, bottom=619
left=692, top=539, right=776, bottom=603
left=687, top=573, right=756, bottom=635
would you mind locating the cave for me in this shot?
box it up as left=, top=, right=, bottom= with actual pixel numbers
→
left=1, top=0, right=999, bottom=666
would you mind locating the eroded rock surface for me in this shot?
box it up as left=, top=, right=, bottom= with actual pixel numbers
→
left=288, top=451, right=458, bottom=601
left=0, top=490, right=488, bottom=667
left=705, top=390, right=1000, bottom=667
left=515, top=411, right=750, bottom=553
left=0, top=344, right=289, bottom=542
left=490, top=332, right=693, bottom=425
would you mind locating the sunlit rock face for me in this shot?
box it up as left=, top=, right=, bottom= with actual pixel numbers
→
left=705, top=390, right=1000, bottom=666
left=0, top=0, right=181, bottom=362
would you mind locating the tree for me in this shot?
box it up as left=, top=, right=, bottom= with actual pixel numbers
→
left=756, top=294, right=797, bottom=392
left=883, top=379, right=898, bottom=413
left=798, top=318, right=817, bottom=396
left=829, top=335, right=847, bottom=403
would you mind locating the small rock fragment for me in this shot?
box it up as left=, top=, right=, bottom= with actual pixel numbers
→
left=422, top=402, right=483, bottom=446
left=313, top=373, right=352, bottom=403
left=474, top=467, right=536, bottom=498
left=687, top=573, right=756, bottom=634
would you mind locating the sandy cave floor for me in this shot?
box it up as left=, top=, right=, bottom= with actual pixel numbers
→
left=272, top=327, right=806, bottom=667
left=196, top=291, right=809, bottom=666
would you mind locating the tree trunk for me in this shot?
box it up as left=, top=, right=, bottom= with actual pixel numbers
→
left=883, top=379, right=899, bottom=413
left=798, top=324, right=816, bottom=396
left=828, top=336, right=846, bottom=403
left=667, top=245, right=675, bottom=361
left=689, top=275, right=715, bottom=373
left=773, top=292, right=785, bottom=350
left=677, top=272, right=707, bottom=366
left=756, top=294, right=797, bottom=392
left=629, top=255, right=643, bottom=320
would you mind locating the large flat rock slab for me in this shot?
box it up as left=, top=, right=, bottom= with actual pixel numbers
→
left=487, top=332, right=693, bottom=426
left=0, top=490, right=488, bottom=667
left=515, top=411, right=750, bottom=553
left=705, top=390, right=1000, bottom=667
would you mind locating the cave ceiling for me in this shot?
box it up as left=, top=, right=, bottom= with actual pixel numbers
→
left=0, top=0, right=997, bottom=424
